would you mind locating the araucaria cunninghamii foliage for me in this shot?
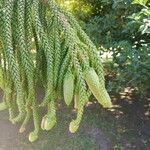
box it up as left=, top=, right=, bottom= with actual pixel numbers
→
left=0, top=0, right=112, bottom=142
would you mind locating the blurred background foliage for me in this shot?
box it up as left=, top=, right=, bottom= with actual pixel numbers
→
left=58, top=0, right=150, bottom=98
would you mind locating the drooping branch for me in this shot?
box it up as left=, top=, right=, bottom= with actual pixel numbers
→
left=0, top=0, right=112, bottom=142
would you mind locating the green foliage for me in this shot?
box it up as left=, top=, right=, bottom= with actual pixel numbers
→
left=109, top=1, right=150, bottom=97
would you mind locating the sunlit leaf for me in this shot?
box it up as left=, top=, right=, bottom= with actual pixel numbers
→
left=142, top=9, right=150, bottom=16
left=132, top=0, right=148, bottom=5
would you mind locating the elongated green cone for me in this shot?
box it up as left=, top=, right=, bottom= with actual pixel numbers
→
left=63, top=71, right=74, bottom=106
left=0, top=67, right=4, bottom=89
left=44, top=114, right=56, bottom=131
left=69, top=94, right=85, bottom=133
left=84, top=68, right=112, bottom=108
left=69, top=120, right=79, bottom=133
left=29, top=131, right=38, bottom=143
left=28, top=107, right=39, bottom=142
left=19, top=110, right=32, bottom=133
left=74, top=93, right=80, bottom=109
left=41, top=116, right=46, bottom=130
left=0, top=102, right=7, bottom=111
left=41, top=100, right=56, bottom=131
left=99, top=90, right=112, bottom=108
